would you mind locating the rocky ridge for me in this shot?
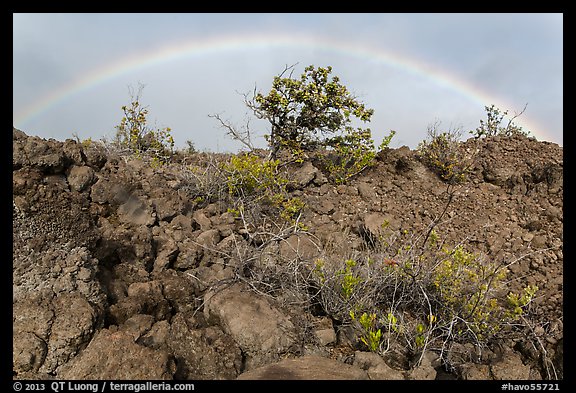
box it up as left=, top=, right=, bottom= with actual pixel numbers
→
left=12, top=128, right=563, bottom=380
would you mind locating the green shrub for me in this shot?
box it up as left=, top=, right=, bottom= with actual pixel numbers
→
left=222, top=153, right=305, bottom=229
left=250, top=64, right=375, bottom=160
left=280, top=197, right=307, bottom=228
left=311, top=228, right=538, bottom=363
left=470, top=104, right=531, bottom=139
left=216, top=64, right=396, bottom=184
left=113, top=86, right=174, bottom=164
left=223, top=154, right=284, bottom=198
left=350, top=311, right=383, bottom=352
left=337, top=259, right=362, bottom=299
left=417, top=122, right=472, bottom=184
left=320, top=129, right=396, bottom=184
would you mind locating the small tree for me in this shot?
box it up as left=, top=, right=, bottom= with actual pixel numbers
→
left=246, top=64, right=375, bottom=159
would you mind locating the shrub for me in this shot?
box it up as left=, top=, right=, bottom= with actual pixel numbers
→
left=350, top=311, right=383, bottom=352
left=470, top=104, right=531, bottom=139
left=223, top=153, right=285, bottom=198
left=309, top=227, right=538, bottom=366
left=215, top=64, right=395, bottom=184
left=337, top=259, right=362, bottom=299
left=320, top=129, right=396, bottom=184
left=184, top=139, right=197, bottom=154
left=248, top=64, right=375, bottom=159
left=417, top=122, right=472, bottom=184
left=221, top=153, right=306, bottom=231
left=113, top=85, right=174, bottom=163
left=175, top=152, right=231, bottom=208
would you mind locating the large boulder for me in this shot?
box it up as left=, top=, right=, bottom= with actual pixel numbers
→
left=237, top=355, right=368, bottom=380
left=166, top=313, right=243, bottom=380
left=58, top=328, right=175, bottom=379
left=39, top=294, right=100, bottom=374
left=204, top=283, right=299, bottom=370
left=353, top=351, right=405, bottom=380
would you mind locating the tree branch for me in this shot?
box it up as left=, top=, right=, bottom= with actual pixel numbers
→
left=505, top=102, right=528, bottom=133
left=208, top=113, right=255, bottom=152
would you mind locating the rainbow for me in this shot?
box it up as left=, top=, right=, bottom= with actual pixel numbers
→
left=13, top=32, right=552, bottom=142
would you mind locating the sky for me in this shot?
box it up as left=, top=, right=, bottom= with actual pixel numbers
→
left=13, top=13, right=563, bottom=152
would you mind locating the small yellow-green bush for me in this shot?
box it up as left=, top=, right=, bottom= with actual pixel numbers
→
left=114, top=94, right=174, bottom=164
left=318, top=129, right=395, bottom=184
left=337, top=259, right=362, bottom=299
left=417, top=124, right=471, bottom=184
left=222, top=153, right=305, bottom=228
left=223, top=154, right=284, bottom=198
left=350, top=311, right=383, bottom=352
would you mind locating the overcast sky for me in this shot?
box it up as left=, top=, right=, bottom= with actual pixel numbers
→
left=13, top=13, right=563, bottom=152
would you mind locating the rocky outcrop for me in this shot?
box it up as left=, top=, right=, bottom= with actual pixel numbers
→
left=58, top=326, right=176, bottom=380
left=12, top=128, right=563, bottom=380
left=237, top=355, right=369, bottom=380
left=204, top=283, right=299, bottom=370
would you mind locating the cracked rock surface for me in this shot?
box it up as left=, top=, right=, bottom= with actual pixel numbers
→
left=13, top=128, right=562, bottom=380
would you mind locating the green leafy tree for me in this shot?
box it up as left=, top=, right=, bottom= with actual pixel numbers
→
left=246, top=64, right=375, bottom=159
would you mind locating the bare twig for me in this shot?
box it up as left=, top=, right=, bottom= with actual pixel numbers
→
left=208, top=113, right=255, bottom=152
left=505, top=103, right=528, bottom=134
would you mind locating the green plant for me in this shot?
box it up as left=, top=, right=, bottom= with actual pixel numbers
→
left=506, top=285, right=539, bottom=319
left=247, top=64, right=375, bottom=160
left=223, top=154, right=284, bottom=198
left=222, top=153, right=306, bottom=229
left=430, top=244, right=508, bottom=339
left=427, top=228, right=440, bottom=247
left=415, top=323, right=427, bottom=348
left=384, top=311, right=399, bottom=333
left=184, top=139, right=197, bottom=154
left=214, top=64, right=395, bottom=184
left=81, top=137, right=94, bottom=149
left=114, top=84, right=174, bottom=163
left=309, top=226, right=540, bottom=366
left=71, top=132, right=97, bottom=150
left=417, top=122, right=472, bottom=184
left=321, top=129, right=395, bottom=184
left=280, top=197, right=306, bottom=228
left=337, top=259, right=362, bottom=299
left=470, top=104, right=531, bottom=139
left=313, top=259, right=326, bottom=284
left=350, top=311, right=383, bottom=352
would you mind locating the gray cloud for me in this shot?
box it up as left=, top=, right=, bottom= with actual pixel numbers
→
left=13, top=13, right=562, bottom=151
